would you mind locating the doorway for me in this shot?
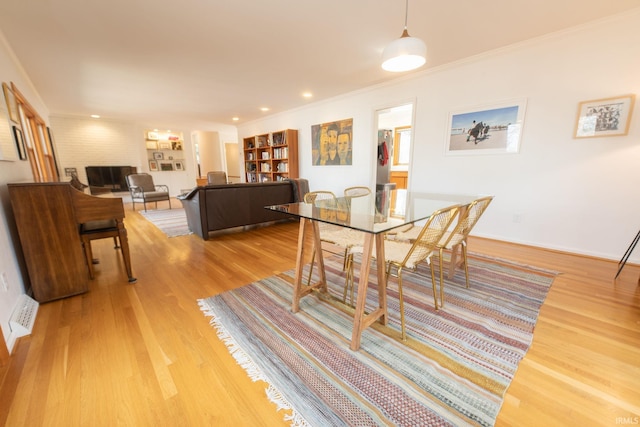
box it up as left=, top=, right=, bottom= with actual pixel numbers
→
left=374, top=102, right=414, bottom=190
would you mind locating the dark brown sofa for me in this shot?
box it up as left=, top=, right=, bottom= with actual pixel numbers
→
left=177, top=179, right=308, bottom=240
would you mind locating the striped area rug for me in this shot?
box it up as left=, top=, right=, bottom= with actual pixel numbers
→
left=139, top=208, right=192, bottom=237
left=199, top=255, right=556, bottom=426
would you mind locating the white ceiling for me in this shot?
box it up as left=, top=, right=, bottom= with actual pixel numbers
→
left=1, top=1, right=639, bottom=127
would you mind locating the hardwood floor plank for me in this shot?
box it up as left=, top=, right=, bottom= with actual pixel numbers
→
left=1, top=208, right=638, bottom=425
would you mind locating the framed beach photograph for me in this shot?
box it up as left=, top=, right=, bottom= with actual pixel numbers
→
left=445, top=99, right=527, bottom=156
left=445, top=99, right=527, bottom=155
left=173, top=160, right=184, bottom=171
left=149, top=160, right=158, bottom=171
left=574, top=94, right=635, bottom=138
left=152, top=151, right=163, bottom=160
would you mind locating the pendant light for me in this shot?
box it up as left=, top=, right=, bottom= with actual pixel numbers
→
left=381, top=0, right=426, bottom=72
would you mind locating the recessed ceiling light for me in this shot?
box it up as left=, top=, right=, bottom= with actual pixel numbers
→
left=260, top=107, right=270, bottom=112
left=303, top=92, right=313, bottom=98
left=91, top=114, right=100, bottom=118
left=232, top=117, right=239, bottom=121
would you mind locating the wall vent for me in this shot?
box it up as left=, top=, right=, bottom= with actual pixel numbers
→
left=9, top=294, right=39, bottom=338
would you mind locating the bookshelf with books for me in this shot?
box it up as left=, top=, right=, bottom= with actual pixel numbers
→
left=243, top=129, right=298, bottom=182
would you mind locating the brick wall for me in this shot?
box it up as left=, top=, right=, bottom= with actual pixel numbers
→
left=49, top=116, right=141, bottom=183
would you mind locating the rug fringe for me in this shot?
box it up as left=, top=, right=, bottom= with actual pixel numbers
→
left=198, top=299, right=311, bottom=427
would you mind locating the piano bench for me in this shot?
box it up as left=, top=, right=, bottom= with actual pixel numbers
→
left=80, top=220, right=136, bottom=283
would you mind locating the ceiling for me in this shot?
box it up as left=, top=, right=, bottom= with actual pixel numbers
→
left=1, top=1, right=639, bottom=127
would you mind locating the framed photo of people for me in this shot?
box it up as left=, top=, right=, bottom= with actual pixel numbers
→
left=311, top=118, right=353, bottom=165
left=574, top=94, right=635, bottom=138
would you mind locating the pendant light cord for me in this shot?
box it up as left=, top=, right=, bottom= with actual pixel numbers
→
left=404, top=0, right=409, bottom=30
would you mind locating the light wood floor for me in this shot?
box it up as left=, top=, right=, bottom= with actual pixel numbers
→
left=1, top=203, right=639, bottom=426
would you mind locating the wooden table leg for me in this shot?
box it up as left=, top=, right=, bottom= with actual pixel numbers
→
left=292, top=219, right=327, bottom=313
left=292, top=219, right=308, bottom=313
left=375, top=233, right=388, bottom=326
left=350, top=233, right=387, bottom=351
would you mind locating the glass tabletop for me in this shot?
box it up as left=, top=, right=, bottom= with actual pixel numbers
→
left=266, top=189, right=481, bottom=234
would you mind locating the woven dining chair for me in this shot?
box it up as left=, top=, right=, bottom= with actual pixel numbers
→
left=344, top=186, right=371, bottom=198
left=433, top=196, right=494, bottom=306
left=394, top=196, right=493, bottom=308
left=350, top=204, right=460, bottom=340
left=303, top=191, right=364, bottom=299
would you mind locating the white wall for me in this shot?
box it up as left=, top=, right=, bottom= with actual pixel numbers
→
left=50, top=117, right=238, bottom=196
left=238, top=10, right=640, bottom=262
left=0, top=30, right=50, bottom=350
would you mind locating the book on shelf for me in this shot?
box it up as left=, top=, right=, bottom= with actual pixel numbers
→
left=272, top=131, right=286, bottom=146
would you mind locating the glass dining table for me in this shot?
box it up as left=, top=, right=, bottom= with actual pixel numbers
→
left=267, top=189, right=481, bottom=351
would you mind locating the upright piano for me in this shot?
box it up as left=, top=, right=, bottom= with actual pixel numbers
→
left=8, top=181, right=134, bottom=303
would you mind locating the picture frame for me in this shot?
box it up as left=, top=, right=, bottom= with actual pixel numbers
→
left=173, top=160, right=184, bottom=171
left=149, top=160, right=158, bottom=171
left=311, top=118, right=353, bottom=165
left=146, top=140, right=158, bottom=150
left=445, top=98, right=527, bottom=156
left=574, top=94, right=635, bottom=138
left=158, top=141, right=171, bottom=150
left=146, top=131, right=159, bottom=140
left=152, top=151, right=164, bottom=160
left=12, top=125, right=27, bottom=160
left=159, top=161, right=173, bottom=171
left=3, top=83, right=19, bottom=124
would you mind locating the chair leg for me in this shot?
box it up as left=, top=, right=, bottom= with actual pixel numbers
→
left=396, top=265, right=407, bottom=341
left=343, top=253, right=353, bottom=305
left=462, top=242, right=470, bottom=288
left=113, top=236, right=120, bottom=249
left=429, top=260, right=439, bottom=311
left=306, top=246, right=316, bottom=287
left=438, top=248, right=445, bottom=308
left=342, top=247, right=348, bottom=271
left=82, top=240, right=95, bottom=279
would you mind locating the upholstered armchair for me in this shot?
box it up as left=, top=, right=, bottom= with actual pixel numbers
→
left=126, top=173, right=171, bottom=211
left=207, top=171, right=228, bottom=184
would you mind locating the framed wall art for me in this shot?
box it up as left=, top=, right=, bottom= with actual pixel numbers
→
left=2, top=83, right=19, bottom=124
left=445, top=99, right=527, bottom=156
left=311, top=118, right=353, bottom=165
left=574, top=94, right=635, bottom=138
left=149, top=160, right=158, bottom=171
left=159, top=161, right=173, bottom=171
left=173, top=160, right=184, bottom=171
left=152, top=151, right=163, bottom=160
left=13, top=125, right=27, bottom=160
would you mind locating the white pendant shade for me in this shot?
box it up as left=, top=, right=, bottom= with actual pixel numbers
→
left=381, top=30, right=427, bottom=72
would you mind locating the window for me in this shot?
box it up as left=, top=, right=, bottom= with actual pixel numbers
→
left=3, top=82, right=58, bottom=181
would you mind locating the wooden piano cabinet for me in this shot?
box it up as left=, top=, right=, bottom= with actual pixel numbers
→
left=8, top=182, right=89, bottom=302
